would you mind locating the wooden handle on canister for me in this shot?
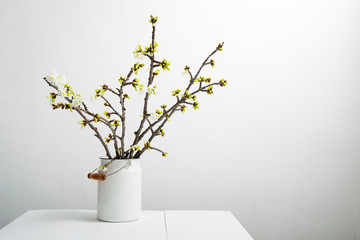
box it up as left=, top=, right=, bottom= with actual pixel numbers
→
left=87, top=173, right=106, bottom=181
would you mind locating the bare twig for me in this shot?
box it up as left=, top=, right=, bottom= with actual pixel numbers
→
left=100, top=96, right=122, bottom=120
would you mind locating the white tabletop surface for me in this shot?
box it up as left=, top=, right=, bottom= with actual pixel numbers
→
left=0, top=210, right=253, bottom=240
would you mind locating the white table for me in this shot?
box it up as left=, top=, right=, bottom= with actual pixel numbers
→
left=0, top=210, right=254, bottom=240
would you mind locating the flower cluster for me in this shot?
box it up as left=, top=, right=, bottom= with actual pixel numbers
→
left=46, top=70, right=83, bottom=108
left=45, top=70, right=66, bottom=91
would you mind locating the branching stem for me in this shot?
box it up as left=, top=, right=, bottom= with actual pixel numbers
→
left=43, top=17, right=225, bottom=168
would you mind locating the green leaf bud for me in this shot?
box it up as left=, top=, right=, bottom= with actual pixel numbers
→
left=144, top=141, right=151, bottom=150
left=182, top=91, right=189, bottom=99
left=104, top=111, right=111, bottom=119
left=153, top=69, right=160, bottom=76
left=132, top=78, right=140, bottom=90
left=101, top=84, right=108, bottom=91
left=94, top=114, right=101, bottom=123
left=216, top=42, right=224, bottom=51
left=198, top=76, right=205, bottom=82
left=105, top=134, right=113, bottom=144
left=207, top=86, right=214, bottom=95
left=149, top=15, right=158, bottom=25
left=132, top=63, right=145, bottom=75
left=79, top=120, right=87, bottom=128
left=184, top=65, right=190, bottom=73
left=160, top=129, right=165, bottom=136
left=133, top=45, right=143, bottom=55
left=49, top=92, right=57, bottom=102
left=149, top=85, right=157, bottom=95
left=193, top=101, right=199, bottom=110
left=144, top=42, right=158, bottom=56
left=181, top=105, right=187, bottom=113
left=161, top=59, right=170, bottom=70
left=111, top=120, right=120, bottom=128
left=118, top=76, right=126, bottom=84
left=172, top=89, right=181, bottom=96
left=219, top=79, right=227, bottom=87
left=123, top=93, right=130, bottom=100
left=130, top=145, right=140, bottom=151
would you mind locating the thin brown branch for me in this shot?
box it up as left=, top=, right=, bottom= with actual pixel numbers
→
left=145, top=118, right=155, bottom=134
left=187, top=69, right=194, bottom=81
left=107, top=87, right=120, bottom=96
left=125, top=68, right=134, bottom=82
left=193, top=44, right=222, bottom=81
left=184, top=101, right=194, bottom=105
left=100, top=96, right=123, bottom=120
left=149, top=146, right=166, bottom=155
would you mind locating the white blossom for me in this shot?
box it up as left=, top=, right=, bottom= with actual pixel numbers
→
left=71, top=95, right=83, bottom=107
left=149, top=112, right=161, bottom=121
left=147, top=84, right=154, bottom=94
left=58, top=88, right=66, bottom=96
left=90, top=94, right=96, bottom=101
left=133, top=53, right=145, bottom=61
left=137, top=85, right=147, bottom=95
left=138, top=84, right=156, bottom=95
left=45, top=70, right=67, bottom=91
left=45, top=70, right=59, bottom=83
left=58, top=75, right=67, bottom=84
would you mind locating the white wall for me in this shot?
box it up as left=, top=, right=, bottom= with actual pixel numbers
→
left=0, top=0, right=359, bottom=239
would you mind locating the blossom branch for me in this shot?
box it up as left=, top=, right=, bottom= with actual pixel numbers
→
left=43, top=77, right=112, bottom=158
left=132, top=44, right=224, bottom=157
left=106, top=87, right=120, bottom=96
left=131, top=24, right=157, bottom=158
